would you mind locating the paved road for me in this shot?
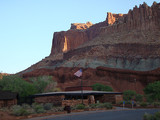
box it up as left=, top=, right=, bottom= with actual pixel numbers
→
left=27, top=108, right=160, bottom=120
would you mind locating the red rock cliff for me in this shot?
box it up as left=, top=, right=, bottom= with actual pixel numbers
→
left=50, top=2, right=160, bottom=55
left=22, top=67, right=160, bottom=94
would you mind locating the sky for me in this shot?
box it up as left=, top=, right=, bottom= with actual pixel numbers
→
left=0, top=0, right=159, bottom=74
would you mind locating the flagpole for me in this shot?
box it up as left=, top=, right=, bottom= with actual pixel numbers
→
left=74, top=69, right=83, bottom=104
left=80, top=78, right=84, bottom=104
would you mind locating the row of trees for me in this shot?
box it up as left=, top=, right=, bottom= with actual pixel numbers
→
left=123, top=81, right=160, bottom=103
left=1, top=74, right=159, bottom=102
left=91, top=81, right=160, bottom=103
left=0, top=75, right=57, bottom=97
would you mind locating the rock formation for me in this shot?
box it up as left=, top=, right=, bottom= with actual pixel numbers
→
left=70, top=22, right=93, bottom=30
left=22, top=67, right=160, bottom=94
left=19, top=2, right=160, bottom=93
left=50, top=2, right=160, bottom=55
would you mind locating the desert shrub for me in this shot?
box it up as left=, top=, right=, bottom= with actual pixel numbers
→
left=71, top=106, right=77, bottom=110
left=22, top=104, right=31, bottom=109
left=11, top=105, right=31, bottom=116
left=140, top=102, right=147, bottom=107
left=135, top=94, right=143, bottom=102
left=143, top=112, right=160, bottom=120
left=154, top=112, right=160, bottom=119
left=32, top=104, right=45, bottom=113
left=123, top=90, right=136, bottom=101
left=153, top=102, right=160, bottom=107
left=0, top=75, right=37, bottom=97
left=52, top=107, right=64, bottom=112
left=91, top=83, right=113, bottom=91
left=89, top=103, right=105, bottom=108
left=89, top=103, right=112, bottom=109
left=76, top=104, right=85, bottom=109
left=103, top=103, right=113, bottom=109
left=43, top=103, right=53, bottom=110
left=89, top=103, right=98, bottom=108
left=30, top=76, right=57, bottom=93
left=143, top=113, right=153, bottom=120
left=117, top=101, right=123, bottom=105
left=144, top=81, right=160, bottom=102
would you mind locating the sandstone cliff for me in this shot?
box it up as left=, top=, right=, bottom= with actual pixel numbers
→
left=18, top=2, right=160, bottom=93
left=50, top=2, right=160, bottom=55
left=20, top=2, right=160, bottom=74
left=22, top=67, right=160, bottom=94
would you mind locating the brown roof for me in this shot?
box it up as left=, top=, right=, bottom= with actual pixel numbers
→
left=0, top=91, right=18, bottom=100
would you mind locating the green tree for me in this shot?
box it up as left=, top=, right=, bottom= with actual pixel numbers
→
left=0, top=75, right=37, bottom=97
left=135, top=94, right=143, bottom=102
left=144, top=81, right=160, bottom=102
left=91, top=83, right=113, bottom=91
left=123, top=90, right=136, bottom=101
left=30, top=76, right=57, bottom=93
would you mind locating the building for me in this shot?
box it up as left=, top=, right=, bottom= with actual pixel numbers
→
left=33, top=86, right=123, bottom=106
left=0, top=90, right=18, bottom=107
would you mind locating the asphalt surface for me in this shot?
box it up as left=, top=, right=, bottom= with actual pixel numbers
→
left=26, top=108, right=160, bottom=120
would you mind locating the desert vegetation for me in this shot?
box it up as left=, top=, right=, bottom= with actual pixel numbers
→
left=0, top=75, right=58, bottom=98
left=120, top=81, right=160, bottom=108
left=91, top=83, right=113, bottom=91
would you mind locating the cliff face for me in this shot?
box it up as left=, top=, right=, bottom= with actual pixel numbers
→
left=19, top=2, right=160, bottom=93
left=22, top=67, right=160, bottom=94
left=70, top=22, right=93, bottom=30
left=50, top=2, right=160, bottom=55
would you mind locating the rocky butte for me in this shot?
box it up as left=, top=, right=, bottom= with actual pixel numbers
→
left=20, top=2, right=160, bottom=94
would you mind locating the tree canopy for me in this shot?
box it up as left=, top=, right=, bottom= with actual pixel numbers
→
left=144, top=81, right=160, bottom=102
left=91, top=83, right=113, bottom=91
left=0, top=75, right=37, bottom=97
left=123, top=90, right=136, bottom=101
left=0, top=75, right=57, bottom=97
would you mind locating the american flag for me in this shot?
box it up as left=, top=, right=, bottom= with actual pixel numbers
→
left=74, top=69, right=82, bottom=77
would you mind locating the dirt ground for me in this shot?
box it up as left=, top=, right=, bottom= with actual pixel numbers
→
left=0, top=111, right=18, bottom=120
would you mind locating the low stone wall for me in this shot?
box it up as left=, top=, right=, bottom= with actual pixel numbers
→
left=34, top=95, right=65, bottom=106
left=62, top=99, right=88, bottom=106
left=0, top=99, right=17, bottom=108
left=62, top=95, right=95, bottom=106
left=96, top=94, right=122, bottom=104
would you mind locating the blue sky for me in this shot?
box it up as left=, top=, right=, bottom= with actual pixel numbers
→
left=0, top=0, right=159, bottom=74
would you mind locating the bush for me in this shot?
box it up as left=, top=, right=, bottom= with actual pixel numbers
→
left=135, top=94, right=143, bottom=102
left=89, top=103, right=98, bottom=108
left=143, top=112, right=160, bottom=120
left=22, top=104, right=31, bottom=109
left=11, top=105, right=31, bottom=116
left=154, top=112, right=160, bottom=119
left=103, top=103, right=113, bottom=109
left=0, top=75, right=37, bottom=97
left=91, top=83, right=113, bottom=91
left=144, top=81, right=160, bottom=102
left=32, top=104, right=45, bottom=113
left=76, top=104, right=85, bottom=109
left=143, top=113, right=153, bottom=120
left=43, top=103, right=53, bottom=110
left=89, top=103, right=112, bottom=109
left=52, top=107, right=64, bottom=112
left=123, top=90, right=136, bottom=101
left=140, top=102, right=147, bottom=107
left=153, top=102, right=160, bottom=107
